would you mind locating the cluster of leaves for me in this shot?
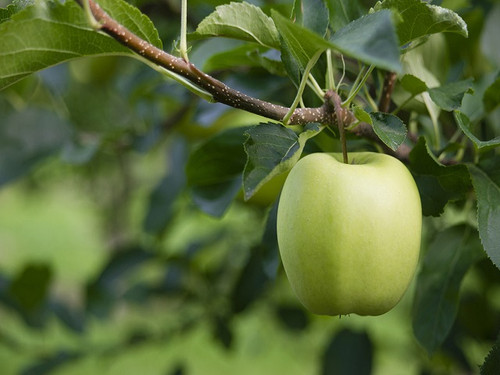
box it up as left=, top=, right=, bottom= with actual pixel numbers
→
left=0, top=0, right=500, bottom=374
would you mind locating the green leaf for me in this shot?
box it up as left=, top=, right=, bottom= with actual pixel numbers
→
left=468, top=165, right=500, bottom=270
left=63, top=81, right=137, bottom=133
left=400, top=74, right=428, bottom=95
left=243, top=122, right=325, bottom=200
left=194, top=2, right=280, bottom=49
left=19, top=350, right=81, bottom=375
left=230, top=245, right=270, bottom=313
left=8, top=263, right=52, bottom=314
left=0, top=0, right=162, bottom=90
left=369, top=112, right=407, bottom=151
left=481, top=333, right=500, bottom=375
left=409, top=137, right=471, bottom=216
left=322, top=329, right=373, bottom=375
left=327, top=0, right=363, bottom=32
left=99, top=0, right=162, bottom=47
left=202, top=44, right=285, bottom=75
left=330, top=10, right=401, bottom=72
left=480, top=5, right=500, bottom=68
left=412, top=225, right=484, bottom=355
left=353, top=106, right=372, bottom=123
left=143, top=139, right=187, bottom=235
left=428, top=79, right=474, bottom=111
left=86, top=247, right=152, bottom=318
left=373, top=0, right=468, bottom=46
left=275, top=304, right=309, bottom=331
left=0, top=108, right=70, bottom=186
left=272, top=10, right=401, bottom=73
left=279, top=34, right=302, bottom=85
left=454, top=111, right=500, bottom=151
left=271, top=10, right=330, bottom=72
left=246, top=49, right=286, bottom=76
left=186, top=126, right=252, bottom=217
left=302, top=0, right=329, bottom=36
left=354, top=110, right=407, bottom=152
left=483, top=75, right=500, bottom=113
left=0, top=0, right=31, bottom=23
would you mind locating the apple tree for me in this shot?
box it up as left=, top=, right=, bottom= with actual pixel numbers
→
left=0, top=0, right=499, bottom=373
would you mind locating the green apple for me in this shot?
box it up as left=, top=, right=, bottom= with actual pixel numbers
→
left=277, top=152, right=422, bottom=316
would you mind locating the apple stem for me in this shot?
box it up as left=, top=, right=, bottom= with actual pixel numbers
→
left=329, top=92, right=348, bottom=164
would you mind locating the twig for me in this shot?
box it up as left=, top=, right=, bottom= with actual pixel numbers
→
left=379, top=71, right=397, bottom=112
left=328, top=91, right=348, bottom=163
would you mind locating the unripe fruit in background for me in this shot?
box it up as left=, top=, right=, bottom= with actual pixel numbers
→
left=277, top=152, right=422, bottom=316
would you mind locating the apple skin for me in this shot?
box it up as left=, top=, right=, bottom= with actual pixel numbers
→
left=276, top=152, right=422, bottom=316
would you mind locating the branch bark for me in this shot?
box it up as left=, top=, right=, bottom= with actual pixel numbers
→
left=379, top=71, right=397, bottom=113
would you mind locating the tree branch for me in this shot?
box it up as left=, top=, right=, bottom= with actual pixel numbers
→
left=379, top=71, right=397, bottom=113
left=74, top=0, right=413, bottom=162
left=76, top=0, right=329, bottom=125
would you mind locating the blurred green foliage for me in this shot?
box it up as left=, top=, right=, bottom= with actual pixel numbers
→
left=1, top=0, right=500, bottom=374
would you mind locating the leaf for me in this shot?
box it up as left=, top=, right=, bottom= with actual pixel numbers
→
left=400, top=47, right=441, bottom=138
left=369, top=112, right=407, bottom=151
left=327, top=0, right=363, bottom=32
left=247, top=49, right=286, bottom=76
left=483, top=75, right=500, bottom=113
left=412, top=225, right=484, bottom=355
left=275, top=303, right=309, bottom=331
left=271, top=10, right=330, bottom=72
left=230, top=202, right=280, bottom=312
left=8, top=263, right=52, bottom=314
left=212, top=315, right=233, bottom=349
left=322, top=329, right=373, bottom=375
left=194, top=2, right=280, bottom=49
left=243, top=122, right=324, bottom=201
left=272, top=10, right=402, bottom=74
left=460, top=72, right=498, bottom=122
left=0, top=108, right=70, bottom=187
left=60, top=136, right=100, bottom=165
left=330, top=10, right=402, bottom=72
left=373, top=0, right=468, bottom=46
left=20, top=351, right=81, bottom=375
left=186, top=126, right=252, bottom=217
left=86, top=246, right=152, bottom=318
left=480, top=4, right=500, bottom=68
left=301, top=0, right=329, bottom=36
left=409, top=137, right=471, bottom=216
left=0, top=0, right=161, bottom=90
left=50, top=300, right=85, bottom=333
left=260, top=200, right=281, bottom=280
left=400, top=74, right=428, bottom=95
left=230, top=246, right=270, bottom=314
left=279, top=34, right=302, bottom=85
left=99, top=0, right=162, bottom=47
left=0, top=0, right=31, bottom=23
left=143, top=139, right=187, bottom=235
left=428, top=79, right=474, bottom=111
left=454, top=111, right=500, bottom=151
left=64, top=81, right=136, bottom=133
left=201, top=43, right=285, bottom=75
left=468, top=165, right=500, bottom=270
left=353, top=106, right=371, bottom=124
left=481, top=333, right=500, bottom=375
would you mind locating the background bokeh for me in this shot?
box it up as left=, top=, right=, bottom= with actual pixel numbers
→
left=1, top=0, right=500, bottom=374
